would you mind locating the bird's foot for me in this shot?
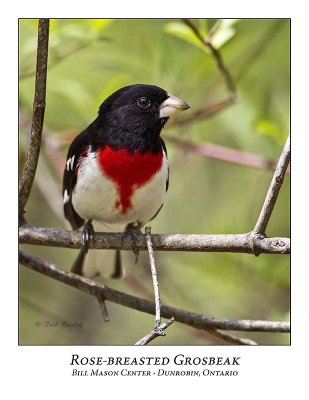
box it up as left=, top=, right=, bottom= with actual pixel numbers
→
left=71, top=220, right=94, bottom=275
left=122, top=223, right=142, bottom=264
left=82, top=220, right=94, bottom=252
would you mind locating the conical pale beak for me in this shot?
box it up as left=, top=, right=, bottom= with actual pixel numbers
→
left=159, top=93, right=190, bottom=118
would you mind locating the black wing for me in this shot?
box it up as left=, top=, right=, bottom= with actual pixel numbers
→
left=160, top=137, right=169, bottom=192
left=149, top=138, right=169, bottom=222
left=63, top=129, right=92, bottom=230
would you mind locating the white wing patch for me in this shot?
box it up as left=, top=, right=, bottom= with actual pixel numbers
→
left=66, top=155, right=75, bottom=171
left=63, top=189, right=70, bottom=204
left=76, top=146, right=95, bottom=173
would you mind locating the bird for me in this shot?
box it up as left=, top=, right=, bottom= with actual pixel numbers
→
left=63, top=84, right=190, bottom=278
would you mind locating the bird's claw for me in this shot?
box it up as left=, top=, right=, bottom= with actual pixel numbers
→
left=71, top=220, right=94, bottom=275
left=82, top=220, right=94, bottom=253
left=122, top=223, right=142, bottom=263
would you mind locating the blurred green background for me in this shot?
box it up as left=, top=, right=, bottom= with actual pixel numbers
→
left=19, top=18, right=290, bottom=345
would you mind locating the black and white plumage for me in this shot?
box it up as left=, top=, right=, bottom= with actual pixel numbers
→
left=63, top=84, right=189, bottom=278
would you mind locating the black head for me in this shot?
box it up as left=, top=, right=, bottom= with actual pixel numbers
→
left=93, top=84, right=189, bottom=152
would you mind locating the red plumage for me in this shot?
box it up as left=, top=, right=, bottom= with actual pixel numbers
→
left=98, top=146, right=163, bottom=214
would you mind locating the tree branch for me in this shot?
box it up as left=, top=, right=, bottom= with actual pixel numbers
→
left=206, top=328, right=257, bottom=345
left=20, top=40, right=91, bottom=80
left=168, top=97, right=235, bottom=127
left=124, top=271, right=257, bottom=345
left=96, top=295, right=110, bottom=322
left=170, top=19, right=237, bottom=129
left=183, top=19, right=236, bottom=99
left=233, top=20, right=284, bottom=83
left=18, top=19, right=289, bottom=345
left=19, top=19, right=49, bottom=221
left=19, top=250, right=290, bottom=334
left=165, top=136, right=289, bottom=173
left=254, top=135, right=291, bottom=234
left=19, top=224, right=290, bottom=255
left=171, top=21, right=283, bottom=128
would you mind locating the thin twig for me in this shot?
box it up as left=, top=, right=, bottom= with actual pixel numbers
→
left=166, top=136, right=289, bottom=173
left=19, top=19, right=50, bottom=221
left=42, top=135, right=67, bottom=178
left=145, top=226, right=162, bottom=327
left=135, top=318, right=175, bottom=345
left=168, top=97, right=235, bottom=127
left=233, top=20, right=284, bottom=83
left=168, top=19, right=237, bottom=128
left=206, top=328, right=257, bottom=345
left=96, top=295, right=110, bottom=322
left=183, top=19, right=236, bottom=99
left=125, top=272, right=255, bottom=345
left=19, top=250, right=290, bottom=333
left=33, top=154, right=65, bottom=222
left=171, top=20, right=284, bottom=128
left=41, top=127, right=290, bottom=176
left=187, top=324, right=258, bottom=345
left=19, top=225, right=290, bottom=255
left=254, top=135, right=291, bottom=234
left=20, top=41, right=91, bottom=80
left=18, top=19, right=289, bottom=346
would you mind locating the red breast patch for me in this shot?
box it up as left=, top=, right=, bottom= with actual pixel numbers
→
left=98, top=146, right=163, bottom=214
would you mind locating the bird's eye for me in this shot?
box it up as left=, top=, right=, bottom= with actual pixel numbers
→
left=137, top=97, right=151, bottom=109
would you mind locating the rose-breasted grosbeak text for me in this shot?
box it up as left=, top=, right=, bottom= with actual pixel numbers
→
left=63, top=84, right=189, bottom=278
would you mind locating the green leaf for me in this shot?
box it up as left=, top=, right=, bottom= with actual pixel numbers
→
left=89, top=19, right=113, bottom=32
left=164, top=21, right=209, bottom=52
left=165, top=19, right=238, bottom=52
left=210, top=19, right=239, bottom=48
left=211, top=27, right=235, bottom=48
left=219, top=19, right=240, bottom=29
left=254, top=118, right=286, bottom=144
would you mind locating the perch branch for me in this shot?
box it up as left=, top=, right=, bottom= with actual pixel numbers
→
left=19, top=225, right=290, bottom=255
left=19, top=250, right=290, bottom=334
left=254, top=135, right=291, bottom=234
left=18, top=19, right=289, bottom=345
left=19, top=19, right=49, bottom=221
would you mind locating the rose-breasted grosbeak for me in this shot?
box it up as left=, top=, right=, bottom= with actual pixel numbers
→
left=63, top=84, right=189, bottom=278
